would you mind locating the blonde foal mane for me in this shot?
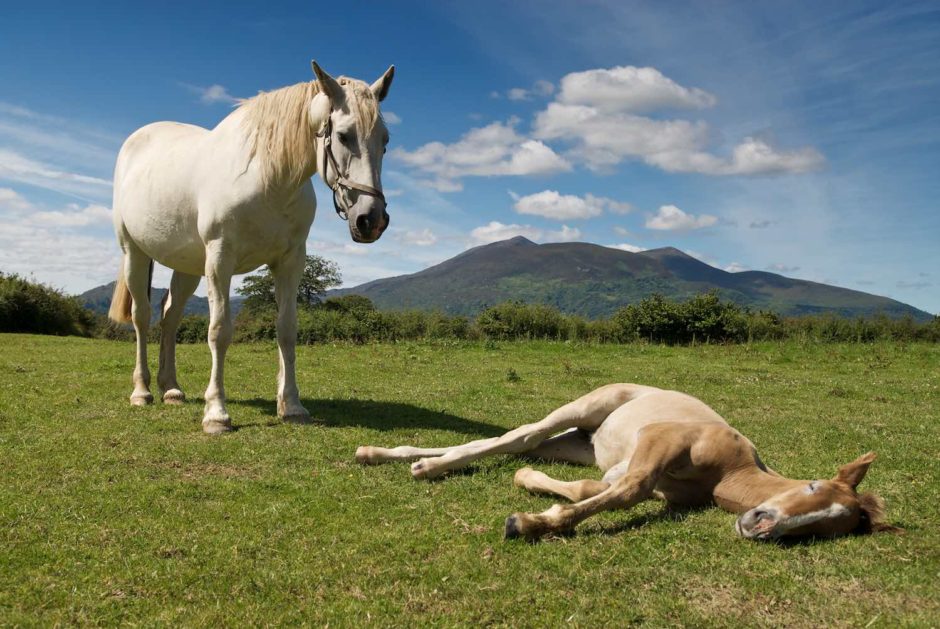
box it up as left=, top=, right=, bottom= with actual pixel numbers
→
left=239, top=77, right=381, bottom=191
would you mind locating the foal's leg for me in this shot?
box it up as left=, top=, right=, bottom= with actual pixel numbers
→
left=157, top=271, right=200, bottom=404
left=408, top=384, right=646, bottom=480
left=514, top=430, right=609, bottom=502
left=202, top=242, right=234, bottom=434
left=124, top=247, right=154, bottom=406
left=272, top=251, right=311, bottom=423
left=505, top=423, right=693, bottom=540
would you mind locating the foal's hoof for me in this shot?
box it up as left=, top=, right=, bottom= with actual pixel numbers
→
left=355, top=446, right=377, bottom=464
left=130, top=392, right=154, bottom=406
left=411, top=459, right=434, bottom=480
left=514, top=467, right=534, bottom=488
left=504, top=515, right=523, bottom=540
left=162, top=389, right=186, bottom=405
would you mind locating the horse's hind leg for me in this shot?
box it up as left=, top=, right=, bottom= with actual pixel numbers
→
left=123, top=246, right=154, bottom=406
left=157, top=271, right=200, bottom=404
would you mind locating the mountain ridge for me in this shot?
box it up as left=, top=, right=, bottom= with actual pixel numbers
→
left=329, top=239, right=932, bottom=321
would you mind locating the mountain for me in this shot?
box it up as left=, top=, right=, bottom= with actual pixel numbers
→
left=79, top=282, right=243, bottom=321
left=330, top=237, right=932, bottom=321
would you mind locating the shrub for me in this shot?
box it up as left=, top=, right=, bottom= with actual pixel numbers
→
left=476, top=301, right=566, bottom=340
left=0, top=272, right=96, bottom=336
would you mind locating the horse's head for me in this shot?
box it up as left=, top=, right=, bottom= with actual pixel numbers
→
left=736, top=452, right=896, bottom=541
left=309, top=61, right=394, bottom=243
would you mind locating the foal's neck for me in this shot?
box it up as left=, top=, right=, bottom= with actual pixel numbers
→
left=713, top=463, right=805, bottom=514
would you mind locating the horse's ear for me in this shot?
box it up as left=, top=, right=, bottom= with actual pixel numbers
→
left=311, top=60, right=344, bottom=103
left=371, top=65, right=395, bottom=102
left=834, top=451, right=876, bottom=489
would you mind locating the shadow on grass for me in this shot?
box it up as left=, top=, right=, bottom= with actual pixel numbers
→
left=579, top=503, right=706, bottom=538
left=235, top=397, right=505, bottom=437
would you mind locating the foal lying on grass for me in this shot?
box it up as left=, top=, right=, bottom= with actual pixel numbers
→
left=356, top=384, right=896, bottom=541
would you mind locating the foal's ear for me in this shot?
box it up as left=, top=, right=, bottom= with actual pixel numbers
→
left=834, top=451, right=877, bottom=489
left=311, top=60, right=344, bottom=103
left=371, top=65, right=395, bottom=102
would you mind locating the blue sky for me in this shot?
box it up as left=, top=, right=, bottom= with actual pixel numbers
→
left=1, top=0, right=938, bottom=314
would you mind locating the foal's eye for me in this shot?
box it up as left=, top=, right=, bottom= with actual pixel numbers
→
left=806, top=482, right=819, bottom=494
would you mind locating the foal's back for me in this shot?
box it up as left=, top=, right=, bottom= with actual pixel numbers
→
left=592, top=387, right=734, bottom=472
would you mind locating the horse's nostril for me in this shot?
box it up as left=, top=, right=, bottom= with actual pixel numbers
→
left=356, top=214, right=371, bottom=234
left=752, top=509, right=770, bottom=522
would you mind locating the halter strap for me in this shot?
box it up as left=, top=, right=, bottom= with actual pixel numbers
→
left=318, top=119, right=386, bottom=220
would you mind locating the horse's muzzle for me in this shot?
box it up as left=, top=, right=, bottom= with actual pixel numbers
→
left=350, top=205, right=389, bottom=243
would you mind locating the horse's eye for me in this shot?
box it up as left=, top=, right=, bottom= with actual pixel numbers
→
left=806, top=482, right=819, bottom=494
left=337, top=130, right=353, bottom=145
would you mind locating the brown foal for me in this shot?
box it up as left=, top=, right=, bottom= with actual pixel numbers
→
left=356, top=384, right=896, bottom=541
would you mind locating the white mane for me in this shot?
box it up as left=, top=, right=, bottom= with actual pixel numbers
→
left=239, top=78, right=380, bottom=190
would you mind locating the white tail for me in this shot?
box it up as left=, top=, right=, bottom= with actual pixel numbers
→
left=107, top=259, right=132, bottom=323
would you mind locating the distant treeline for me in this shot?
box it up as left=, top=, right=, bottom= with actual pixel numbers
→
left=118, top=292, right=940, bottom=345
left=2, top=272, right=938, bottom=344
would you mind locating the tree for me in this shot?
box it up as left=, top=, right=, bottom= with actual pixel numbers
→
left=237, top=255, right=342, bottom=312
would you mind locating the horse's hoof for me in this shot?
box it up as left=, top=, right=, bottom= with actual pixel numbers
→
left=130, top=392, right=154, bottom=406
left=202, top=419, right=233, bottom=435
left=504, top=515, right=522, bottom=540
left=281, top=412, right=315, bottom=425
left=162, top=389, right=185, bottom=405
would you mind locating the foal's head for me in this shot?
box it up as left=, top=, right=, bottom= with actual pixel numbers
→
left=737, top=452, right=895, bottom=541
left=310, top=62, right=395, bottom=243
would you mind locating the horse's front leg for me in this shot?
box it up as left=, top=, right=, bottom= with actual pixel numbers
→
left=202, top=242, right=234, bottom=434
left=272, top=251, right=311, bottom=423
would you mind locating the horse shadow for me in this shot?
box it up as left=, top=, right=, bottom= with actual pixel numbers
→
left=234, top=396, right=505, bottom=437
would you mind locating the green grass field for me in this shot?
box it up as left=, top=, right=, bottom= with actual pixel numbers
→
left=1, top=334, right=938, bottom=627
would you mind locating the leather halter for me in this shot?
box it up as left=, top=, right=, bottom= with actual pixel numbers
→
left=317, top=118, right=386, bottom=221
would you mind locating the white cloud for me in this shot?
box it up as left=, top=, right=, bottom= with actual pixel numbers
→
left=0, top=148, right=112, bottom=201
left=392, top=119, right=571, bottom=191
left=505, top=80, right=555, bottom=102
left=188, top=84, right=239, bottom=105
left=383, top=111, right=402, bottom=125
left=557, top=65, right=716, bottom=113
left=509, top=189, right=629, bottom=221
left=507, top=88, right=530, bottom=101
left=724, top=262, right=749, bottom=272
left=611, top=243, right=645, bottom=253
left=398, top=228, right=438, bottom=246
left=469, top=221, right=580, bottom=245
left=645, top=204, right=717, bottom=231
left=31, top=203, right=112, bottom=227
left=767, top=263, right=800, bottom=273
left=0, top=187, right=31, bottom=211
left=613, top=226, right=633, bottom=237
left=533, top=66, right=824, bottom=176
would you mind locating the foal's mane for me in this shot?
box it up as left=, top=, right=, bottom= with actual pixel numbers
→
left=855, top=492, right=900, bottom=534
left=238, top=77, right=380, bottom=190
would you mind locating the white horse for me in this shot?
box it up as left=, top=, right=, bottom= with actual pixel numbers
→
left=108, top=61, right=395, bottom=434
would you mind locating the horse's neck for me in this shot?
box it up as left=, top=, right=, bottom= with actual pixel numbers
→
left=713, top=464, right=805, bottom=514
left=213, top=108, right=319, bottom=197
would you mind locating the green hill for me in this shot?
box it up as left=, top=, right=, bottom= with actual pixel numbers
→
left=331, top=237, right=932, bottom=320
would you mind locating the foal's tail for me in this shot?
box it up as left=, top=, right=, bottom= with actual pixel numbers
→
left=108, top=258, right=154, bottom=323
left=108, top=259, right=133, bottom=323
